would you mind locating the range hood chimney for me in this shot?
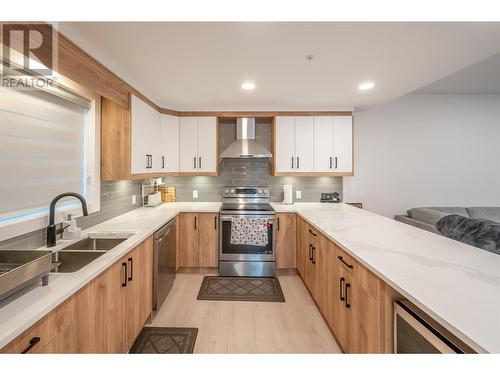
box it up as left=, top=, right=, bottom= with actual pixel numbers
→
left=220, top=117, right=272, bottom=159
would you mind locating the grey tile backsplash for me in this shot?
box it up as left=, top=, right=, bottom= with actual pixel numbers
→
left=1, top=119, right=342, bottom=249
left=0, top=180, right=142, bottom=250
left=163, top=120, right=343, bottom=202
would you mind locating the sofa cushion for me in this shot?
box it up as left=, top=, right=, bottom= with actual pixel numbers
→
left=407, top=207, right=469, bottom=218
left=437, top=215, right=500, bottom=255
left=466, top=207, right=500, bottom=223
left=407, top=208, right=449, bottom=226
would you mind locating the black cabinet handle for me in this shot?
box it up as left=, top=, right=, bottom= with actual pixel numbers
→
left=329, top=156, right=333, bottom=169
left=145, top=154, right=149, bottom=168
left=340, top=277, right=345, bottom=301
left=214, top=216, right=217, bottom=230
left=193, top=156, right=197, bottom=169
left=345, top=283, right=351, bottom=308
left=297, top=157, right=300, bottom=169
left=291, top=157, right=294, bottom=169
left=335, top=156, right=338, bottom=169
left=162, top=156, right=165, bottom=169
left=308, top=229, right=317, bottom=237
left=122, top=262, right=127, bottom=287
left=277, top=217, right=280, bottom=231
left=311, top=246, right=316, bottom=264
left=128, top=257, right=133, bottom=281
left=199, top=157, right=202, bottom=169
left=338, top=255, right=353, bottom=269
left=21, top=336, right=41, bottom=353
left=194, top=216, right=197, bottom=230
left=309, top=244, right=313, bottom=261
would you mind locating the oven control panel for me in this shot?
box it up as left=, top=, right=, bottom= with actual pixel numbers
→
left=223, top=186, right=269, bottom=198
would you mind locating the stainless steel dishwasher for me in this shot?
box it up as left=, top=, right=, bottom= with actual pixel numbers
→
left=153, top=219, right=176, bottom=311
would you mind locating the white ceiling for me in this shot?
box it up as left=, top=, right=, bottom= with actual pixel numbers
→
left=58, top=22, right=500, bottom=111
left=413, top=52, right=500, bottom=95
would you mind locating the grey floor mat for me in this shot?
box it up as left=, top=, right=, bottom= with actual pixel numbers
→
left=130, top=327, right=198, bottom=354
left=197, top=276, right=285, bottom=302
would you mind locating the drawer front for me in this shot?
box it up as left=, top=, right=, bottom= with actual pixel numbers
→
left=0, top=296, right=76, bottom=354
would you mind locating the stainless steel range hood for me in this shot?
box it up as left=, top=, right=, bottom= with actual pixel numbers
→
left=220, top=118, right=272, bottom=159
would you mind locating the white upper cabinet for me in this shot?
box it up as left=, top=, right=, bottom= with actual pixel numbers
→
left=275, top=116, right=314, bottom=173
left=131, top=95, right=160, bottom=174
left=196, top=117, right=217, bottom=173
left=332, top=116, right=353, bottom=173
left=159, top=114, right=180, bottom=173
left=313, top=116, right=334, bottom=172
left=294, top=116, right=314, bottom=172
left=275, top=116, right=295, bottom=172
left=179, top=116, right=217, bottom=174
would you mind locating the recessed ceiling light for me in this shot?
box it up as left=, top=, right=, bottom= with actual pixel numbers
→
left=358, top=82, right=375, bottom=91
left=241, top=82, right=256, bottom=90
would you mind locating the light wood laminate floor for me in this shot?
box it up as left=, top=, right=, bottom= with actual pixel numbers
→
left=150, top=273, right=341, bottom=353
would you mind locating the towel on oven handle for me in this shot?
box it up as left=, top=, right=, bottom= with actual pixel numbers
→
left=230, top=217, right=269, bottom=246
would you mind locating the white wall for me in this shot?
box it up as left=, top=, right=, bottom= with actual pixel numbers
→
left=343, top=94, right=500, bottom=218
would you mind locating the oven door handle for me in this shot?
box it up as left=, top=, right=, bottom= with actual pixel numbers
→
left=220, top=215, right=276, bottom=221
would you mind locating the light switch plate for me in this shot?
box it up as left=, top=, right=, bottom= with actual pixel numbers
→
left=132, top=194, right=137, bottom=205
left=193, top=190, right=198, bottom=199
left=296, top=190, right=302, bottom=199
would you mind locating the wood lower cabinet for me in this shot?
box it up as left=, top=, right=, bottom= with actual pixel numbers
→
left=0, top=295, right=77, bottom=354
left=77, top=236, right=153, bottom=353
left=297, top=215, right=394, bottom=353
left=178, top=212, right=218, bottom=268
left=276, top=213, right=297, bottom=269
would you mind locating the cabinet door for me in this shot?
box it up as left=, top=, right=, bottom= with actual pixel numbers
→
left=198, top=213, right=218, bottom=267
left=197, top=117, right=217, bottom=173
left=334, top=247, right=355, bottom=353
left=294, top=116, right=314, bottom=172
left=131, top=95, right=160, bottom=174
left=313, top=116, right=334, bottom=172
left=77, top=260, right=126, bottom=353
left=177, top=213, right=199, bottom=267
left=275, top=116, right=295, bottom=173
left=352, top=263, right=384, bottom=353
left=41, top=319, right=77, bottom=353
left=276, top=213, right=297, bottom=269
left=333, top=116, right=353, bottom=173
left=179, top=117, right=199, bottom=172
left=159, top=114, right=180, bottom=173
left=137, top=236, right=154, bottom=327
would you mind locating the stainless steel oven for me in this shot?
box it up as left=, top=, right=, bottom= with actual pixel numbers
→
left=394, top=300, right=475, bottom=353
left=218, top=186, right=276, bottom=277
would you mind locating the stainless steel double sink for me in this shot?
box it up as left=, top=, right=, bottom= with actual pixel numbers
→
left=51, top=233, right=133, bottom=273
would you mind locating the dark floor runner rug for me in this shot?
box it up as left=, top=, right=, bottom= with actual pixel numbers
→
left=130, top=327, right=198, bottom=354
left=197, top=276, right=285, bottom=302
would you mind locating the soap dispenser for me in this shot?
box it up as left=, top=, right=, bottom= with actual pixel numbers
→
left=62, top=213, right=82, bottom=240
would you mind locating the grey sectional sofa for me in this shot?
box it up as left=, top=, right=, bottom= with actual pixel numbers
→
left=395, top=207, right=500, bottom=235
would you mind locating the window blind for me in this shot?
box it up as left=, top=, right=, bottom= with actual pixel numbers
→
left=0, top=86, right=88, bottom=220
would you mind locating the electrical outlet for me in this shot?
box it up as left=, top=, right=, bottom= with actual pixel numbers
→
left=296, top=190, right=302, bottom=199
left=132, top=194, right=137, bottom=205
left=193, top=190, right=198, bottom=199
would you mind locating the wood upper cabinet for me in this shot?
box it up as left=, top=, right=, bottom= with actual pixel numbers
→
left=178, top=212, right=218, bottom=268
left=179, top=117, right=217, bottom=175
left=275, top=116, right=314, bottom=174
left=101, top=97, right=131, bottom=180
left=77, top=237, right=153, bottom=353
left=275, top=213, right=297, bottom=269
left=0, top=295, right=77, bottom=354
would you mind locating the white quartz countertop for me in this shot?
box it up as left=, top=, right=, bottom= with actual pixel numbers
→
left=1, top=201, right=498, bottom=353
left=273, top=203, right=500, bottom=353
left=0, top=202, right=220, bottom=349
